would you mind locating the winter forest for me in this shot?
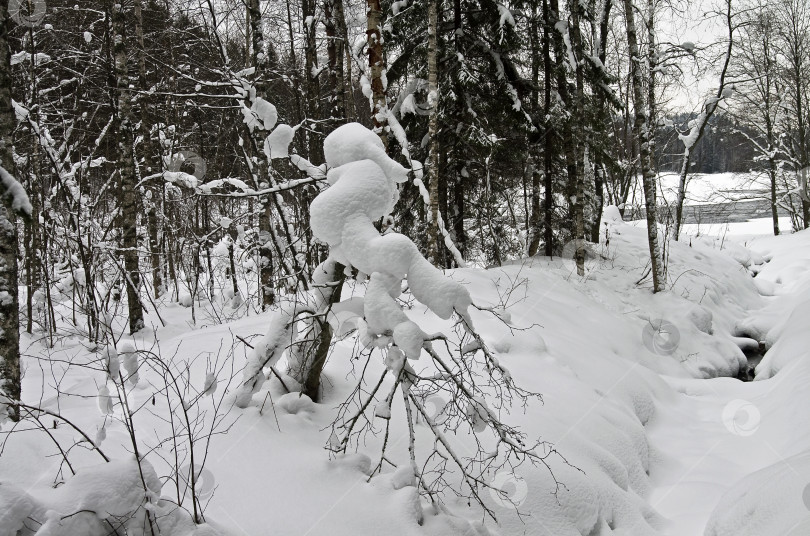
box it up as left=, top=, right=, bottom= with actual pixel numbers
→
left=1, top=0, right=810, bottom=534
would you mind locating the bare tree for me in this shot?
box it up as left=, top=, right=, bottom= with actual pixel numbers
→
left=672, top=0, right=735, bottom=239
left=622, top=0, right=665, bottom=292
left=729, top=1, right=782, bottom=236
left=774, top=0, right=810, bottom=228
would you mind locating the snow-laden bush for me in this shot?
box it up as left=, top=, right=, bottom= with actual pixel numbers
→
left=235, top=123, right=562, bottom=520
left=0, top=458, right=220, bottom=536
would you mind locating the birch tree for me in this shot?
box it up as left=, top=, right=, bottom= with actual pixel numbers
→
left=622, top=0, right=665, bottom=292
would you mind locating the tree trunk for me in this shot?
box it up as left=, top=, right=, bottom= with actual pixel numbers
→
left=246, top=0, right=278, bottom=309
left=527, top=1, right=542, bottom=257
left=287, top=260, right=344, bottom=402
left=548, top=0, right=582, bottom=268
left=0, top=0, right=22, bottom=421
left=113, top=0, right=145, bottom=333
left=543, top=0, right=554, bottom=256
left=589, top=0, right=612, bottom=243
left=367, top=0, right=388, bottom=144
left=672, top=0, right=733, bottom=239
left=134, top=0, right=163, bottom=299
left=770, top=160, right=779, bottom=236
left=569, top=0, right=586, bottom=276
left=646, top=0, right=657, bottom=176
left=304, top=0, right=323, bottom=162
left=426, top=0, right=441, bottom=265
left=623, top=0, right=665, bottom=292
left=324, top=0, right=347, bottom=126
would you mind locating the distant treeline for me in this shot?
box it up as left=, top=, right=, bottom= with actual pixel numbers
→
left=656, top=113, right=757, bottom=174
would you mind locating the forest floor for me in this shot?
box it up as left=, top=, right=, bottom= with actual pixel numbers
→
left=2, top=208, right=810, bottom=536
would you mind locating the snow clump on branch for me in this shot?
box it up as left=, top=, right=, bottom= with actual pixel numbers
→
left=310, top=122, right=472, bottom=360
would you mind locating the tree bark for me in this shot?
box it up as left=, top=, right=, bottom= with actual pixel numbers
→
left=543, top=0, right=554, bottom=256
left=426, top=0, right=441, bottom=265
left=113, top=0, right=145, bottom=333
left=367, top=0, right=388, bottom=144
left=324, top=0, right=348, bottom=127
left=0, top=0, right=22, bottom=420
left=673, top=0, right=733, bottom=239
left=304, top=0, right=324, bottom=162
left=134, top=0, right=163, bottom=299
left=246, top=0, right=278, bottom=309
left=569, top=0, right=586, bottom=276
left=589, top=0, right=612, bottom=243
left=287, top=260, right=344, bottom=402
left=527, top=1, right=542, bottom=257
left=623, top=0, right=665, bottom=292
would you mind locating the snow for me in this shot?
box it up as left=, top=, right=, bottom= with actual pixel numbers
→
left=0, top=166, right=32, bottom=215
left=497, top=4, right=515, bottom=28
left=241, top=97, right=278, bottom=132
left=6, top=166, right=810, bottom=536
left=400, top=93, right=417, bottom=116
left=265, top=124, right=296, bottom=159
left=391, top=0, right=409, bottom=15
left=313, top=123, right=471, bottom=348
left=704, top=452, right=810, bottom=536
left=120, top=340, right=139, bottom=385
left=322, top=122, right=408, bottom=183
left=277, top=392, right=316, bottom=415
left=234, top=308, right=295, bottom=408
left=104, top=345, right=120, bottom=380
left=0, top=458, right=220, bottom=536
left=196, top=177, right=251, bottom=194
left=163, top=170, right=199, bottom=189
left=10, top=51, right=51, bottom=66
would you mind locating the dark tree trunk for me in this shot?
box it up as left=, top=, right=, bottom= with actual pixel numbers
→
left=543, top=0, right=554, bottom=256
left=367, top=0, right=387, bottom=144
left=113, top=0, right=145, bottom=333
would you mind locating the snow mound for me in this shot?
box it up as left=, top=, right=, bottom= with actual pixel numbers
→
left=278, top=392, right=316, bottom=414
left=704, top=452, right=810, bottom=536
left=0, top=458, right=222, bottom=536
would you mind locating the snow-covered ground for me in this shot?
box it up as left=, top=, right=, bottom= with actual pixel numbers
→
left=3, top=209, right=810, bottom=536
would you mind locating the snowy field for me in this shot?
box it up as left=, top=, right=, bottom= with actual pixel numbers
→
left=2, top=207, right=810, bottom=535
